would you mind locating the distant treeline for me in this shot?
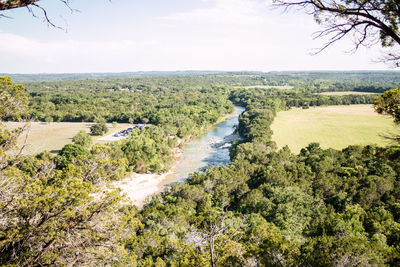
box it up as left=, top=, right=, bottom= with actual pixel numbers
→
left=25, top=80, right=233, bottom=127
left=231, top=87, right=376, bottom=109
left=21, top=71, right=399, bottom=123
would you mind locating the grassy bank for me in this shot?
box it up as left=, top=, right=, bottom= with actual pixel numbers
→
left=271, top=105, right=399, bottom=153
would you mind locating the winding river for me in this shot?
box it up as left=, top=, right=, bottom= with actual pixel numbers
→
left=161, top=105, right=245, bottom=186
left=116, top=106, right=245, bottom=207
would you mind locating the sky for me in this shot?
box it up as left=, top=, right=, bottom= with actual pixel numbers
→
left=0, top=0, right=394, bottom=73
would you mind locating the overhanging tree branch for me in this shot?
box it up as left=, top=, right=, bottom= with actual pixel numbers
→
left=0, top=0, right=40, bottom=10
left=1, top=0, right=111, bottom=29
left=274, top=0, right=400, bottom=65
left=0, top=0, right=75, bottom=29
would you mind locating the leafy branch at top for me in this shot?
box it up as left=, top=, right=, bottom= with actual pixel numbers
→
left=274, top=0, right=400, bottom=66
left=0, top=0, right=76, bottom=29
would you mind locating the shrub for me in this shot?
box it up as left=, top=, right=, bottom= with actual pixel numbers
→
left=72, top=130, right=92, bottom=148
left=90, top=122, right=108, bottom=136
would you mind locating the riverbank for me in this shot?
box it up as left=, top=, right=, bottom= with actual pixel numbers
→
left=113, top=147, right=183, bottom=207
left=113, top=107, right=241, bottom=208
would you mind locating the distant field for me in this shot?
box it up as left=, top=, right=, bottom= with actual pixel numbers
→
left=4, top=122, right=131, bottom=155
left=317, top=91, right=377, bottom=96
left=271, top=105, right=399, bottom=154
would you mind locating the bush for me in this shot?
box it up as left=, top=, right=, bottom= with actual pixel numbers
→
left=90, top=122, right=108, bottom=136
left=56, top=144, right=90, bottom=168
left=72, top=130, right=92, bottom=148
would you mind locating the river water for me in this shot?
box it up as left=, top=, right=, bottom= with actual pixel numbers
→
left=161, top=106, right=245, bottom=186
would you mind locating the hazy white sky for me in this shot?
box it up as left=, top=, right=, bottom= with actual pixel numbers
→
left=0, top=0, right=392, bottom=73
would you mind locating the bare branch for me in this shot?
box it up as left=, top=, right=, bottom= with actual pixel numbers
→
left=29, top=3, right=62, bottom=29
left=1, top=0, right=75, bottom=29
left=15, top=120, right=31, bottom=157
left=273, top=0, right=400, bottom=63
left=376, top=50, right=400, bottom=67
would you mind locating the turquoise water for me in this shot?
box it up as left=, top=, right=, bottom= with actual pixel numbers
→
left=161, top=106, right=245, bottom=185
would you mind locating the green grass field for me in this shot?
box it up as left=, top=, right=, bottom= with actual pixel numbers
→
left=4, top=122, right=131, bottom=155
left=271, top=105, right=399, bottom=154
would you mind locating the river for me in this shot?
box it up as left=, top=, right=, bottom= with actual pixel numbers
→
left=161, top=105, right=245, bottom=186
left=115, top=106, right=245, bottom=207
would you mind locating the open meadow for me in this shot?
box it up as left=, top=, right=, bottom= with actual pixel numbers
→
left=271, top=104, right=399, bottom=153
left=4, top=122, right=131, bottom=155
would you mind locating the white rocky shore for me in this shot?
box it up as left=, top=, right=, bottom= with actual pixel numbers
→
left=113, top=172, right=171, bottom=207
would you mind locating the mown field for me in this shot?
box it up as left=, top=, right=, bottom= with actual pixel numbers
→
left=271, top=104, right=399, bottom=153
left=4, top=122, right=131, bottom=155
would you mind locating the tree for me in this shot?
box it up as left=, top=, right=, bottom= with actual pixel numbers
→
left=72, top=130, right=92, bottom=148
left=58, top=143, right=90, bottom=161
left=0, top=77, right=131, bottom=266
left=71, top=144, right=128, bottom=184
left=0, top=162, right=125, bottom=266
left=374, top=88, right=400, bottom=124
left=0, top=0, right=42, bottom=10
left=0, top=76, right=28, bottom=120
left=56, top=143, right=90, bottom=168
left=274, top=0, right=400, bottom=66
left=0, top=76, right=29, bottom=152
left=374, top=88, right=400, bottom=143
left=90, top=122, right=108, bottom=136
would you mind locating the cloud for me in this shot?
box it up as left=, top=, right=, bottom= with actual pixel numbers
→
left=0, top=19, right=387, bottom=74
left=0, top=33, right=145, bottom=73
left=0, top=33, right=139, bottom=59
left=160, top=0, right=269, bottom=26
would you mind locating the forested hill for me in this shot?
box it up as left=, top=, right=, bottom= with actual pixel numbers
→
left=1, top=74, right=400, bottom=266
left=1, top=71, right=257, bottom=82
left=5, top=70, right=400, bottom=87
left=19, top=72, right=386, bottom=123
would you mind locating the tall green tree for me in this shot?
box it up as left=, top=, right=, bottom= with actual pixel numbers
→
left=374, top=88, right=400, bottom=124
left=0, top=76, right=29, bottom=152
left=72, top=130, right=93, bottom=148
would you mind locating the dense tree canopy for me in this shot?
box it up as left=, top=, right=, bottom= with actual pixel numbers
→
left=0, top=78, right=134, bottom=266
left=2, top=0, right=400, bottom=262
left=125, top=87, right=400, bottom=266
left=1, top=73, right=400, bottom=265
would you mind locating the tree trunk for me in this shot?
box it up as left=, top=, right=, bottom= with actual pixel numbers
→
left=210, top=236, right=215, bottom=267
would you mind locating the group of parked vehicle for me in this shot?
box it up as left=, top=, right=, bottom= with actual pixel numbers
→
left=112, top=124, right=145, bottom=137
